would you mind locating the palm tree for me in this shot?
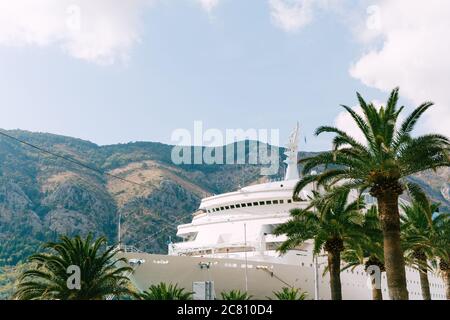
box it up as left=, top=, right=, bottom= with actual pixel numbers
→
left=272, top=287, right=307, bottom=300
left=220, top=290, right=252, bottom=300
left=401, top=201, right=441, bottom=300
left=432, top=212, right=450, bottom=299
left=14, top=234, right=134, bottom=300
left=342, top=205, right=385, bottom=300
left=139, top=282, right=193, bottom=300
left=274, top=189, right=365, bottom=300
left=293, top=88, right=450, bottom=299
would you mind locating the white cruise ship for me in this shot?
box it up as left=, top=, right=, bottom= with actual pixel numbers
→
left=122, top=125, right=447, bottom=300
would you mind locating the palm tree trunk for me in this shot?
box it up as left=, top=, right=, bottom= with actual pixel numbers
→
left=370, top=275, right=383, bottom=300
left=327, top=250, right=342, bottom=300
left=377, top=192, right=409, bottom=300
left=372, top=286, right=383, bottom=300
left=416, top=254, right=431, bottom=300
left=418, top=268, right=431, bottom=300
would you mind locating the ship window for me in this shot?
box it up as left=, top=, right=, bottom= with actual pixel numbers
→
left=212, top=208, right=216, bottom=212
left=220, top=207, right=224, bottom=211
left=259, top=201, right=265, bottom=205
left=230, top=205, right=235, bottom=209
left=266, top=200, right=272, bottom=205
left=273, top=200, right=279, bottom=204
left=247, top=203, right=253, bottom=207
left=279, top=199, right=284, bottom=204
left=225, top=206, right=230, bottom=210
left=241, top=203, right=247, bottom=207
left=236, top=204, right=241, bottom=208
left=253, top=202, right=259, bottom=206
left=287, top=199, right=292, bottom=203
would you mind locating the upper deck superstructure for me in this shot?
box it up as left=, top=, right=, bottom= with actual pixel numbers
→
left=170, top=179, right=314, bottom=258
left=169, top=124, right=314, bottom=258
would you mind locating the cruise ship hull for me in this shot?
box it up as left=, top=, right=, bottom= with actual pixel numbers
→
left=123, top=251, right=446, bottom=300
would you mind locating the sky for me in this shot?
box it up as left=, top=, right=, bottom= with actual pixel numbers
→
left=0, top=0, right=449, bottom=151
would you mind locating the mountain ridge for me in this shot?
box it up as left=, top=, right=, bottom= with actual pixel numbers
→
left=0, top=129, right=448, bottom=267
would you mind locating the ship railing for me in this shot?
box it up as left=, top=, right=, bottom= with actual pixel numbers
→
left=170, top=242, right=258, bottom=256
left=120, top=245, right=143, bottom=253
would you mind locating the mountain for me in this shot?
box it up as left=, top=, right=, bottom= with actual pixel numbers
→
left=0, top=130, right=290, bottom=266
left=0, top=129, right=449, bottom=267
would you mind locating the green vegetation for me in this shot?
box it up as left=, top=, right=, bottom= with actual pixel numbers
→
left=0, top=264, right=26, bottom=299
left=220, top=290, right=252, bottom=300
left=275, top=189, right=365, bottom=300
left=272, top=287, right=307, bottom=300
left=291, top=88, right=450, bottom=299
left=401, top=200, right=440, bottom=300
left=139, top=283, right=193, bottom=300
left=14, top=234, right=134, bottom=300
left=433, top=213, right=450, bottom=299
left=342, top=206, right=385, bottom=300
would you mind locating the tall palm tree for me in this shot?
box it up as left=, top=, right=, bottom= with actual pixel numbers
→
left=401, top=201, right=441, bottom=300
left=139, top=282, right=193, bottom=300
left=342, top=206, right=385, bottom=300
left=293, top=88, right=450, bottom=299
left=274, top=189, right=365, bottom=300
left=14, top=234, right=134, bottom=300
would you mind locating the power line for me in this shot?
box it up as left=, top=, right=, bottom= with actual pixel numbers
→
left=0, top=129, right=199, bottom=247
left=0, top=130, right=152, bottom=190
left=134, top=212, right=191, bottom=245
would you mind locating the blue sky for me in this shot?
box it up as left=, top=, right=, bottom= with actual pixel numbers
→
left=0, top=1, right=448, bottom=151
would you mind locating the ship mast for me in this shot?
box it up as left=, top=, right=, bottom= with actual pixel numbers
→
left=284, top=122, right=300, bottom=181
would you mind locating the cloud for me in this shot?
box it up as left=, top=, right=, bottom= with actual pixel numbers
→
left=196, top=0, right=220, bottom=13
left=268, top=0, right=340, bottom=32
left=269, top=0, right=314, bottom=32
left=0, top=0, right=151, bottom=65
left=350, top=0, right=450, bottom=137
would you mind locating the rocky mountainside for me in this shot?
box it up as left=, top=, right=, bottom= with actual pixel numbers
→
left=0, top=129, right=449, bottom=266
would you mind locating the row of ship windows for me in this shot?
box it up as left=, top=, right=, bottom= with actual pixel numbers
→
left=410, top=292, right=446, bottom=299
left=207, top=199, right=293, bottom=213
left=302, top=263, right=446, bottom=289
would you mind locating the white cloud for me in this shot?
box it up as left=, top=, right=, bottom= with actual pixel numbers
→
left=0, top=0, right=151, bottom=65
left=269, top=0, right=314, bottom=32
left=350, top=0, right=450, bottom=137
left=268, top=0, right=340, bottom=32
left=196, top=0, right=220, bottom=13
